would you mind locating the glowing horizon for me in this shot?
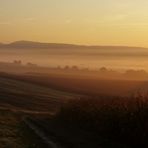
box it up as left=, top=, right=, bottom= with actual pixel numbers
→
left=1, top=0, right=148, bottom=47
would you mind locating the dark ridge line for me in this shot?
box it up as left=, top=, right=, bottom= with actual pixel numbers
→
left=0, top=40, right=147, bottom=49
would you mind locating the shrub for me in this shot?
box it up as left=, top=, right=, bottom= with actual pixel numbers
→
left=55, top=95, right=148, bottom=147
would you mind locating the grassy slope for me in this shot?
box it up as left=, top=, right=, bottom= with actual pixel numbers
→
left=0, top=76, right=80, bottom=147
left=1, top=72, right=148, bottom=96
left=1, top=73, right=148, bottom=147
left=19, top=75, right=148, bottom=96
left=0, top=77, right=78, bottom=112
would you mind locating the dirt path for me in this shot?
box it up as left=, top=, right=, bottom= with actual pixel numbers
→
left=24, top=118, right=61, bottom=148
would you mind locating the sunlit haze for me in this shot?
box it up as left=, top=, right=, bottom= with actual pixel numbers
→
left=1, top=0, right=148, bottom=47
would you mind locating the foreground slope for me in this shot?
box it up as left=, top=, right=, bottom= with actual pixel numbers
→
left=0, top=77, right=78, bottom=113
left=0, top=76, right=80, bottom=148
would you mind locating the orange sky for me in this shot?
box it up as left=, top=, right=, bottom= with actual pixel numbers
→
left=1, top=0, right=148, bottom=47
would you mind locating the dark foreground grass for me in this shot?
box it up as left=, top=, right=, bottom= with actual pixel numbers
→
left=0, top=108, right=48, bottom=148
left=52, top=95, right=148, bottom=148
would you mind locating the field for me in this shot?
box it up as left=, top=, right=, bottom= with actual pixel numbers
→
left=1, top=73, right=148, bottom=147
left=0, top=75, right=80, bottom=148
left=0, top=75, right=79, bottom=112
left=1, top=72, right=148, bottom=96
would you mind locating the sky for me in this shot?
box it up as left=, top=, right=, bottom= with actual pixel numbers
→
left=1, top=0, right=148, bottom=47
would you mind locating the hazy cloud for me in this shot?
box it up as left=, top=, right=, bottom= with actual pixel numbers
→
left=0, top=22, right=11, bottom=25
left=23, top=17, right=36, bottom=22
left=65, top=19, right=72, bottom=24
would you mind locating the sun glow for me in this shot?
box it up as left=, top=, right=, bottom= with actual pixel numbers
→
left=0, top=0, right=148, bottom=47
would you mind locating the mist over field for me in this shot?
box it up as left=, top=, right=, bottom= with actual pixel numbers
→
left=0, top=41, right=148, bottom=71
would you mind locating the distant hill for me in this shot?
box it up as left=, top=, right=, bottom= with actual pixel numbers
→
left=0, top=41, right=79, bottom=49
left=0, top=40, right=147, bottom=50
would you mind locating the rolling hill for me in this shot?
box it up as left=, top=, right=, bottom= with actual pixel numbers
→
left=0, top=76, right=78, bottom=113
left=0, top=41, right=147, bottom=50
